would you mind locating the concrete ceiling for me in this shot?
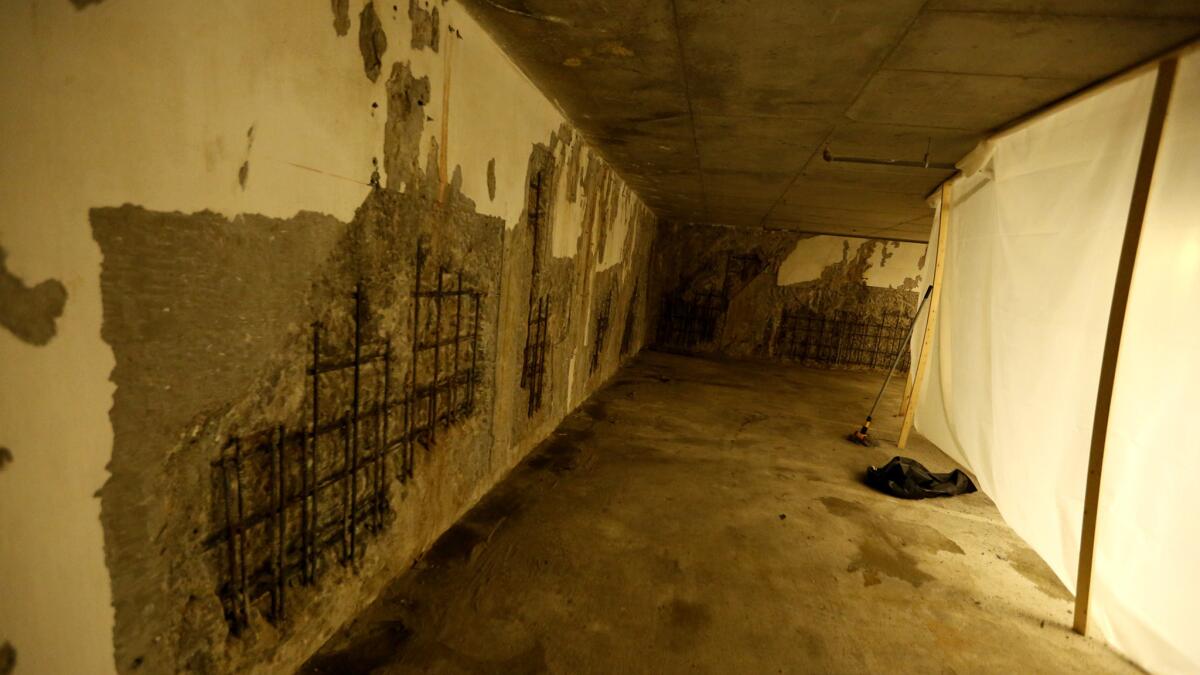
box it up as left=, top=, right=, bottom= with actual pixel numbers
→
left=461, top=0, right=1200, bottom=242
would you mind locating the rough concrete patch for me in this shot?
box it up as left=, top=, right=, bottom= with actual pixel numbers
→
left=487, top=158, right=496, bottom=201
left=408, top=0, right=440, bottom=51
left=0, top=641, right=13, bottom=675
left=0, top=246, right=68, bottom=346
left=92, top=205, right=349, bottom=674
left=331, top=0, right=351, bottom=36
left=451, top=164, right=464, bottom=194
left=359, top=2, right=389, bottom=82
left=0, top=447, right=11, bottom=471
left=384, top=61, right=432, bottom=187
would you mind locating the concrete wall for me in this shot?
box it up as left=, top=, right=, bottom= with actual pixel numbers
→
left=650, top=222, right=926, bottom=367
left=0, top=2, right=655, bottom=674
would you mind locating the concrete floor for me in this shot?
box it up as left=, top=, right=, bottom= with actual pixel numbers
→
left=301, top=352, right=1137, bottom=674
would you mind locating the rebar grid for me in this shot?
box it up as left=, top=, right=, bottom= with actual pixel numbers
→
left=774, top=308, right=914, bottom=370
left=655, top=252, right=759, bottom=350
left=208, top=241, right=485, bottom=635
left=590, top=288, right=614, bottom=374
left=620, top=282, right=639, bottom=356
left=521, top=295, right=550, bottom=417
left=656, top=290, right=726, bottom=349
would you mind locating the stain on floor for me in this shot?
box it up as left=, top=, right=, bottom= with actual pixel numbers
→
left=1006, top=545, right=1074, bottom=602
left=302, top=352, right=1136, bottom=674
left=0, top=641, right=15, bottom=675
left=819, top=494, right=965, bottom=588
left=303, top=620, right=411, bottom=674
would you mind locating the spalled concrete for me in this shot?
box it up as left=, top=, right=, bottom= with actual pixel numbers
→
left=359, top=2, right=389, bottom=83
left=3, top=2, right=1191, bottom=673
left=301, top=351, right=1137, bottom=674
left=0, top=3, right=661, bottom=673
left=331, top=0, right=351, bottom=36
left=408, top=0, right=440, bottom=52
left=0, top=246, right=68, bottom=346
left=649, top=221, right=926, bottom=363
left=88, top=41, right=656, bottom=670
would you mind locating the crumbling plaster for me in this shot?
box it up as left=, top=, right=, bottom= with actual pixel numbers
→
left=0, top=1, right=653, bottom=673
left=778, top=235, right=926, bottom=290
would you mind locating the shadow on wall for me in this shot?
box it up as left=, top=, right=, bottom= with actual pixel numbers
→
left=650, top=222, right=926, bottom=370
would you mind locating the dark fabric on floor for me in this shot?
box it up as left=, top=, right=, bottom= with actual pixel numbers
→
left=865, top=456, right=977, bottom=499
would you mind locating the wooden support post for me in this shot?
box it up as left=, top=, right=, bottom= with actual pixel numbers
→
left=898, top=309, right=922, bottom=416
left=898, top=360, right=917, bottom=417
left=1073, top=57, right=1177, bottom=636
left=898, top=183, right=952, bottom=448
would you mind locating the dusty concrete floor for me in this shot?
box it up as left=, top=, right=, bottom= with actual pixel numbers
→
left=301, top=351, right=1138, bottom=674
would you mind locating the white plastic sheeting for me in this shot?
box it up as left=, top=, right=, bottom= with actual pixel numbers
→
left=1094, top=53, right=1200, bottom=674
left=912, top=55, right=1200, bottom=673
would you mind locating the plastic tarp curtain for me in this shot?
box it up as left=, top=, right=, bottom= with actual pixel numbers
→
left=1094, top=53, right=1200, bottom=674
left=913, top=53, right=1200, bottom=673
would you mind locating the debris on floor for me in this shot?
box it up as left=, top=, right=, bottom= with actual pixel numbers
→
left=865, top=456, right=977, bottom=499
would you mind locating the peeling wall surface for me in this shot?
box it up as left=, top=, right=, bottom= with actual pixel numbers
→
left=0, top=2, right=656, bottom=674
left=650, top=222, right=926, bottom=368
left=0, top=246, right=68, bottom=346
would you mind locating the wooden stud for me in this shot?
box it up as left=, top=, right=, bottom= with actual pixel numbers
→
left=1074, top=57, right=1177, bottom=636
left=899, top=203, right=944, bottom=417
left=898, top=183, right=952, bottom=448
left=898, top=361, right=917, bottom=417
left=897, top=313, right=921, bottom=416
